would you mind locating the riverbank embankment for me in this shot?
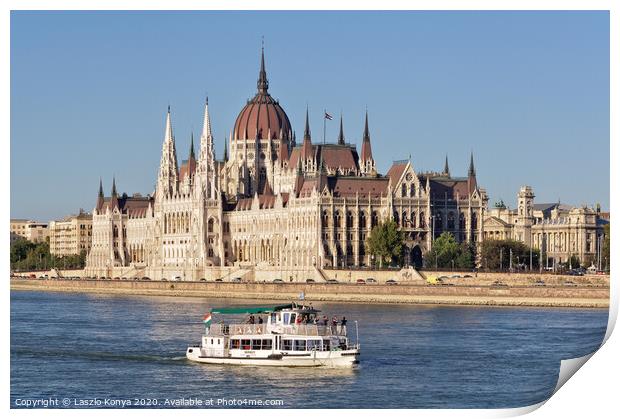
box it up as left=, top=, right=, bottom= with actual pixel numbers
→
left=10, top=278, right=609, bottom=308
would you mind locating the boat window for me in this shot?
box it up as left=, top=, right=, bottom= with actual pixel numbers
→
left=271, top=313, right=277, bottom=324
left=241, top=339, right=251, bottom=350
left=283, top=313, right=290, bottom=325
left=323, top=339, right=330, bottom=350
left=308, top=339, right=321, bottom=350
left=217, top=339, right=220, bottom=345
left=252, top=340, right=262, bottom=350
left=231, top=339, right=240, bottom=349
left=210, top=339, right=214, bottom=345
left=262, top=339, right=273, bottom=350
left=294, top=340, right=306, bottom=351
left=282, top=339, right=293, bottom=351
left=290, top=313, right=296, bottom=324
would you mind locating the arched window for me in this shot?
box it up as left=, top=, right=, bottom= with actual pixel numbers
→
left=447, top=212, right=455, bottom=230
left=346, top=211, right=354, bottom=228
left=435, top=212, right=443, bottom=231
left=409, top=183, right=415, bottom=197
left=322, top=210, right=329, bottom=228
left=401, top=184, right=407, bottom=197
left=371, top=211, right=379, bottom=228
left=419, top=212, right=425, bottom=228
left=402, top=211, right=408, bottom=227
left=208, top=218, right=215, bottom=233
left=334, top=211, right=341, bottom=228
left=472, top=212, right=478, bottom=230
left=411, top=211, right=416, bottom=228
left=359, top=211, right=367, bottom=229
left=393, top=211, right=400, bottom=225
left=459, top=212, right=466, bottom=230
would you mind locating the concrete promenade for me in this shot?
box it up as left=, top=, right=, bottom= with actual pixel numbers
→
left=10, top=277, right=609, bottom=308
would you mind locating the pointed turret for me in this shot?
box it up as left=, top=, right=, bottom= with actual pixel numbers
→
left=444, top=155, right=450, bottom=177
left=198, top=97, right=216, bottom=198
left=109, top=177, right=119, bottom=209
left=157, top=106, right=179, bottom=198
left=467, top=151, right=477, bottom=193
left=301, top=107, right=313, bottom=160
left=359, top=110, right=376, bottom=175
left=223, top=140, right=229, bottom=162
left=468, top=151, right=476, bottom=178
left=189, top=132, right=196, bottom=160
left=337, top=114, right=345, bottom=145
left=257, top=43, right=269, bottom=95
left=96, top=178, right=105, bottom=212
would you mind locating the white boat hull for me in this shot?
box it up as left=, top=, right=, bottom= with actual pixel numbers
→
left=186, top=347, right=360, bottom=368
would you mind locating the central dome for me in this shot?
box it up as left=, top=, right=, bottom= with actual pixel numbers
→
left=233, top=49, right=292, bottom=141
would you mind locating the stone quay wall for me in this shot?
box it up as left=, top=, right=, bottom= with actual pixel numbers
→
left=10, top=278, right=609, bottom=308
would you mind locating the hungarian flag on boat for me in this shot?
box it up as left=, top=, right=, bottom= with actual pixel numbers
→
left=203, top=312, right=212, bottom=326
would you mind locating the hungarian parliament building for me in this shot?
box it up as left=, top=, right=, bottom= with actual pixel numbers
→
left=84, top=49, right=604, bottom=280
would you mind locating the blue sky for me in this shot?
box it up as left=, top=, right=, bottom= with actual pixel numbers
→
left=10, top=11, right=609, bottom=221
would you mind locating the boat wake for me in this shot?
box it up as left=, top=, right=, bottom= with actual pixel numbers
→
left=11, top=346, right=188, bottom=364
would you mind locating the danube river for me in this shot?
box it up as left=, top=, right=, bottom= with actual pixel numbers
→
left=11, top=291, right=608, bottom=409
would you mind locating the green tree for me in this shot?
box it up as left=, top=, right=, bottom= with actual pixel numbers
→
left=480, top=239, right=539, bottom=271
left=10, top=238, right=35, bottom=266
left=424, top=232, right=472, bottom=269
left=602, top=223, right=610, bottom=272
left=366, top=220, right=404, bottom=267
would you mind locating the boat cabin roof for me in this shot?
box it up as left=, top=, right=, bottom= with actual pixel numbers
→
left=210, top=302, right=319, bottom=315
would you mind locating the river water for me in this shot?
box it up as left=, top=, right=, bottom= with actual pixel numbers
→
left=10, top=291, right=608, bottom=409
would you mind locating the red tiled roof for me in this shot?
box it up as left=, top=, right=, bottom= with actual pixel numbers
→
left=385, top=162, right=408, bottom=185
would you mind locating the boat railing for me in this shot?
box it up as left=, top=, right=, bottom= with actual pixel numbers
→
left=208, top=323, right=347, bottom=336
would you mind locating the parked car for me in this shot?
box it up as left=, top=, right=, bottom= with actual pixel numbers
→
left=231, top=277, right=242, bottom=283
left=450, top=274, right=461, bottom=278
left=326, top=279, right=339, bottom=284
left=463, top=274, right=473, bottom=278
left=141, top=277, right=151, bottom=281
left=305, top=278, right=316, bottom=283
left=273, top=278, right=284, bottom=283
left=161, top=278, right=168, bottom=281
left=215, top=278, right=223, bottom=282
left=199, top=278, right=207, bottom=282
left=534, top=280, right=546, bottom=287
left=567, top=269, right=584, bottom=276
left=356, top=279, right=366, bottom=284
left=366, top=278, right=377, bottom=284
left=491, top=280, right=508, bottom=288
left=172, top=276, right=182, bottom=281
left=386, top=279, right=398, bottom=285
left=113, top=277, right=120, bottom=280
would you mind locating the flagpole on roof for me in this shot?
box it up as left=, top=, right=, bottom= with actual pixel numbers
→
left=323, top=108, right=326, bottom=144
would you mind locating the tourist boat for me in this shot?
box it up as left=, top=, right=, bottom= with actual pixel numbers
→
left=186, top=303, right=360, bottom=367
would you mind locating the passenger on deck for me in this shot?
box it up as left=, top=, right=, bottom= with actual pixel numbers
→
left=258, top=316, right=263, bottom=324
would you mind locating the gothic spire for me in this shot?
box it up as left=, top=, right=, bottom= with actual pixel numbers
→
left=444, top=154, right=450, bottom=176
left=223, top=139, right=229, bottom=162
left=360, top=110, right=375, bottom=174
left=363, top=110, right=370, bottom=143
left=109, top=177, right=119, bottom=209
left=301, top=106, right=313, bottom=160
left=157, top=106, right=179, bottom=197
left=96, top=178, right=105, bottom=212
left=189, top=131, right=196, bottom=160
left=257, top=42, right=269, bottom=94
left=468, top=151, right=476, bottom=178
left=338, top=113, right=345, bottom=145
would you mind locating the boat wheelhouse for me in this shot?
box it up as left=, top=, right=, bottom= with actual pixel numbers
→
left=186, top=303, right=360, bottom=367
